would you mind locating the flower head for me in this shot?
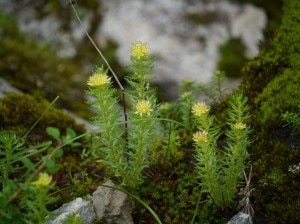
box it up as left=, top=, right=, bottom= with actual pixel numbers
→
left=87, top=68, right=110, bottom=87
left=234, top=122, right=246, bottom=130
left=192, top=102, right=209, bottom=117
left=134, top=99, right=153, bottom=116
left=131, top=42, right=150, bottom=58
left=32, top=172, right=52, bottom=187
left=193, top=131, right=208, bottom=144
left=181, top=91, right=192, bottom=99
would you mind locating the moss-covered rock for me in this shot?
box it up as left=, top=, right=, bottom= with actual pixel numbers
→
left=236, top=0, right=300, bottom=222
left=0, top=93, right=85, bottom=142
left=254, top=70, right=300, bottom=124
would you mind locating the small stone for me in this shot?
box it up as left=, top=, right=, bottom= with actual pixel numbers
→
left=92, top=180, right=135, bottom=224
left=228, top=212, right=252, bottom=224
left=48, top=197, right=96, bottom=224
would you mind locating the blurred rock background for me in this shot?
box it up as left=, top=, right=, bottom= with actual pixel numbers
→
left=0, top=0, right=281, bottom=114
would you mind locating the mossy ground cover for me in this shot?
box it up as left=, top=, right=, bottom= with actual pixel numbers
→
left=239, top=0, right=300, bottom=223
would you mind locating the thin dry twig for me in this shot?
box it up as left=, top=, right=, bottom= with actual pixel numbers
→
left=238, top=166, right=255, bottom=223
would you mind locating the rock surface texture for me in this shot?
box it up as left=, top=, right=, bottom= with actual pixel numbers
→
left=93, top=180, right=135, bottom=224
left=0, top=77, right=21, bottom=98
left=0, top=0, right=266, bottom=86
left=99, top=0, right=267, bottom=84
left=227, top=212, right=252, bottom=224
left=48, top=197, right=96, bottom=224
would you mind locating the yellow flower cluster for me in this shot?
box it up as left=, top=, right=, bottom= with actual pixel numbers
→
left=131, top=42, right=150, bottom=58
left=234, top=122, right=246, bottom=130
left=192, top=102, right=209, bottom=117
left=31, top=172, right=52, bottom=187
left=193, top=131, right=208, bottom=144
left=87, top=69, right=110, bottom=87
left=134, top=99, right=153, bottom=116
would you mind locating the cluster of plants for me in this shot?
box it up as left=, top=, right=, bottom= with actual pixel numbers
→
left=0, top=103, right=85, bottom=223
left=1, top=0, right=299, bottom=223
left=0, top=40, right=252, bottom=223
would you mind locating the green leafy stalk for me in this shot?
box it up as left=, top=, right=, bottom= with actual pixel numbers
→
left=222, top=91, right=251, bottom=204
left=87, top=66, right=128, bottom=184
left=126, top=43, right=159, bottom=187
left=192, top=103, right=222, bottom=205
left=192, top=91, right=251, bottom=208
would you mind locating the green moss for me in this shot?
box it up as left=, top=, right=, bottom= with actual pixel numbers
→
left=217, top=38, right=249, bottom=78
left=235, top=0, right=300, bottom=223
left=241, top=0, right=300, bottom=101
left=0, top=93, right=85, bottom=142
left=133, top=161, right=230, bottom=224
left=254, top=70, right=300, bottom=124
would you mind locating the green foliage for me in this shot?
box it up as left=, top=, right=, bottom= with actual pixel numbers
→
left=87, top=44, right=162, bottom=188
left=0, top=132, right=53, bottom=222
left=20, top=173, right=56, bottom=224
left=217, top=38, right=249, bottom=78
left=0, top=118, right=83, bottom=222
left=193, top=91, right=251, bottom=208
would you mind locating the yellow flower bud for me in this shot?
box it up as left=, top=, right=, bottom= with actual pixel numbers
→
left=181, top=91, right=192, bottom=99
left=193, top=131, right=208, bottom=143
left=131, top=42, right=150, bottom=58
left=31, top=172, right=52, bottom=187
left=234, top=122, right=246, bottom=130
left=87, top=68, right=110, bottom=87
left=134, top=99, right=153, bottom=116
left=192, top=102, right=209, bottom=117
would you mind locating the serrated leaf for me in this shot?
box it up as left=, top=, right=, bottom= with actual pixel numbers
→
left=46, top=127, right=61, bottom=141
left=20, top=157, right=35, bottom=171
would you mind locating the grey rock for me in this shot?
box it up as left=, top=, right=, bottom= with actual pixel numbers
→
left=0, top=77, right=21, bottom=98
left=228, top=212, right=252, bottom=224
left=93, top=180, right=135, bottom=224
left=0, top=0, right=267, bottom=97
left=230, top=4, right=267, bottom=57
left=48, top=197, right=96, bottom=224
left=98, top=0, right=267, bottom=85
